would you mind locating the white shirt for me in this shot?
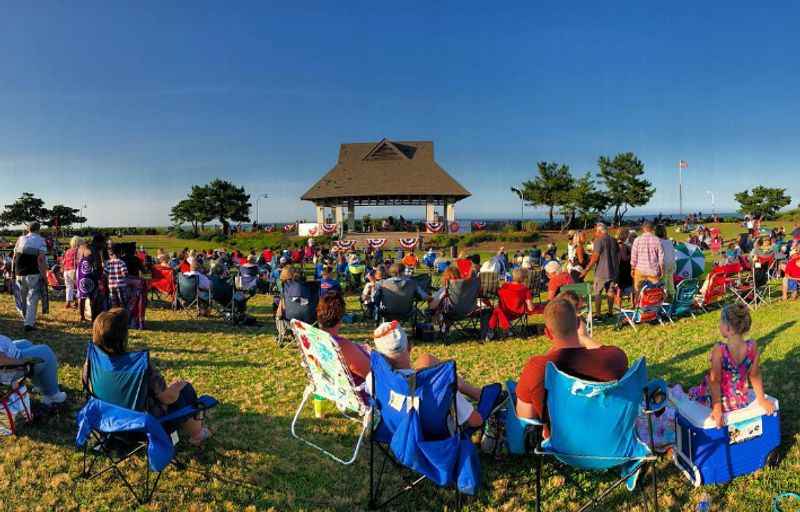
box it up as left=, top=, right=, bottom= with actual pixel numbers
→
left=365, top=368, right=474, bottom=433
left=14, top=232, right=47, bottom=256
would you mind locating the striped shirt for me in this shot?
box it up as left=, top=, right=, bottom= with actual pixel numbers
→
left=630, top=233, right=664, bottom=277
left=103, top=258, right=128, bottom=289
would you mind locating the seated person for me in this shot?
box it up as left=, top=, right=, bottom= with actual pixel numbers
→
left=544, top=260, right=573, bottom=301
left=317, top=292, right=370, bottom=384
left=0, top=334, right=67, bottom=405
left=783, top=246, right=800, bottom=300
left=361, top=270, right=378, bottom=319
left=319, top=266, right=341, bottom=296
left=402, top=251, right=419, bottom=269
left=373, top=263, right=431, bottom=305
left=184, top=259, right=211, bottom=293
left=455, top=251, right=476, bottom=278
left=515, top=299, right=628, bottom=436
left=366, top=321, right=502, bottom=431
left=686, top=304, right=773, bottom=427
left=83, top=309, right=211, bottom=445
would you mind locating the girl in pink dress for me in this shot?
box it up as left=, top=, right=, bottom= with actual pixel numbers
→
left=689, top=304, right=774, bottom=427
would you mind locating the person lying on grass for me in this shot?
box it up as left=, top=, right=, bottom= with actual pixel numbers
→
left=366, top=321, right=504, bottom=431
left=82, top=308, right=212, bottom=446
left=515, top=299, right=628, bottom=437
left=686, top=304, right=774, bottom=427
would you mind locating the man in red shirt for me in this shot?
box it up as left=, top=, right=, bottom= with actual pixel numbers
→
left=544, top=261, right=573, bottom=300
left=515, top=299, right=628, bottom=436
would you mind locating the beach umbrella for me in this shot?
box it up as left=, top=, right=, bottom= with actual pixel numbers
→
left=675, top=242, right=705, bottom=280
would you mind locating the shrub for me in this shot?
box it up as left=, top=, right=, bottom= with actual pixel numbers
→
left=522, top=221, right=539, bottom=233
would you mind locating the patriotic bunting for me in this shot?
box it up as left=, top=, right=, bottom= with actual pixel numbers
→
left=264, top=225, right=275, bottom=233
left=334, top=239, right=358, bottom=250
left=321, top=223, right=338, bottom=235
left=399, top=238, right=418, bottom=250
left=366, top=239, right=387, bottom=249
left=283, top=224, right=296, bottom=233
left=448, top=222, right=460, bottom=233
left=425, top=222, right=444, bottom=233
left=307, top=226, right=318, bottom=236
left=472, top=221, right=487, bottom=231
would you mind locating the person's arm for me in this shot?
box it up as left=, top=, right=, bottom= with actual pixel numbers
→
left=630, top=240, right=639, bottom=274
left=708, top=346, right=725, bottom=427
left=748, top=352, right=774, bottom=414
left=577, top=319, right=602, bottom=349
left=37, top=253, right=48, bottom=277
left=656, top=242, right=664, bottom=277
left=157, top=379, right=188, bottom=405
left=0, top=353, right=24, bottom=366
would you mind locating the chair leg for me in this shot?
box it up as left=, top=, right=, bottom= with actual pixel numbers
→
left=535, top=451, right=543, bottom=512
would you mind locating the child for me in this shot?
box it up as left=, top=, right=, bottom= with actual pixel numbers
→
left=319, top=266, right=341, bottom=296
left=688, top=304, right=774, bottom=427
left=361, top=270, right=378, bottom=319
left=103, top=244, right=129, bottom=308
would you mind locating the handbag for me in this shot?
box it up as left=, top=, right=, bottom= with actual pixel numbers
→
left=0, top=384, right=33, bottom=436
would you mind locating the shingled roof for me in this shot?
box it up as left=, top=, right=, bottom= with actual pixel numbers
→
left=301, top=139, right=471, bottom=202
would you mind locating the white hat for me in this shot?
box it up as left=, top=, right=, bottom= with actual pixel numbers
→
left=373, top=321, right=408, bottom=356
left=544, top=260, right=561, bottom=274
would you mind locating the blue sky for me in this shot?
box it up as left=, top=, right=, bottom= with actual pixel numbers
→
left=1, top=2, right=798, bottom=226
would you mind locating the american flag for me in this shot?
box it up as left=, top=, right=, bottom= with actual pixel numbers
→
left=678, top=160, right=688, bottom=169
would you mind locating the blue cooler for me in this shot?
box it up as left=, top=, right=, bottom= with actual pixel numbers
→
left=670, top=389, right=780, bottom=486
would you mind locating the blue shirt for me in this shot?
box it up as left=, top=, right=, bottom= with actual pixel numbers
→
left=320, top=278, right=341, bottom=295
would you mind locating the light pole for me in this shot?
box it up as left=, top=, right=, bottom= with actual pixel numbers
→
left=706, top=190, right=715, bottom=217
left=255, top=194, right=269, bottom=226
left=81, top=204, right=87, bottom=230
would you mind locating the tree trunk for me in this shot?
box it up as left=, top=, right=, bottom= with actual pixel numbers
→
left=221, top=219, right=230, bottom=236
left=548, top=206, right=554, bottom=227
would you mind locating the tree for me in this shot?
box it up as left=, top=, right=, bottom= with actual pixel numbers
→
left=172, top=180, right=250, bottom=236
left=0, top=193, right=49, bottom=227
left=734, top=186, right=791, bottom=219
left=598, top=152, right=654, bottom=225
left=170, top=185, right=213, bottom=235
left=560, top=173, right=610, bottom=229
left=513, top=162, right=575, bottom=226
left=46, top=204, right=86, bottom=229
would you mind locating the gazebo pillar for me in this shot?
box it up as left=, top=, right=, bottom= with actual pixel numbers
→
left=425, top=201, right=436, bottom=223
left=315, top=205, right=325, bottom=224
left=335, top=206, right=344, bottom=226
left=445, top=199, right=455, bottom=222
left=346, top=200, right=355, bottom=232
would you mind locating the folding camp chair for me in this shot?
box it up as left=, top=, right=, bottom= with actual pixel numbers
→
left=617, top=284, right=666, bottom=331
left=235, top=265, right=260, bottom=297
left=560, top=282, right=593, bottom=336
left=478, top=271, right=500, bottom=300
left=527, top=265, right=546, bottom=304
left=0, top=358, right=39, bottom=436
left=176, top=273, right=202, bottom=316
left=722, top=262, right=758, bottom=310
left=662, top=278, right=700, bottom=322
left=440, top=277, right=483, bottom=343
left=505, top=358, right=666, bottom=512
left=489, top=283, right=533, bottom=337
left=751, top=255, right=774, bottom=306
left=148, top=265, right=177, bottom=306
left=696, top=270, right=728, bottom=312
left=375, top=279, right=419, bottom=327
left=289, top=320, right=370, bottom=464
left=278, top=281, right=320, bottom=346
left=209, top=275, right=247, bottom=324
left=368, top=351, right=482, bottom=510
left=76, top=343, right=218, bottom=504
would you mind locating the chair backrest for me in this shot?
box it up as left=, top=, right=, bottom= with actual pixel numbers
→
left=291, top=320, right=367, bottom=415
left=283, top=281, right=319, bottom=323
left=210, top=275, right=234, bottom=305
left=544, top=357, right=650, bottom=470
left=636, top=285, right=666, bottom=322
left=478, top=271, right=499, bottom=296
left=177, top=273, right=199, bottom=302
left=497, top=283, right=529, bottom=317
left=412, top=273, right=432, bottom=295
left=85, top=342, right=150, bottom=412
left=238, top=265, right=259, bottom=289
left=378, top=279, right=416, bottom=318
left=370, top=351, right=455, bottom=441
left=150, top=265, right=176, bottom=296
left=670, top=278, right=699, bottom=315
left=445, top=277, right=480, bottom=318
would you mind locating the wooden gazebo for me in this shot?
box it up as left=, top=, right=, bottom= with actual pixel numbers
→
left=301, top=138, right=471, bottom=231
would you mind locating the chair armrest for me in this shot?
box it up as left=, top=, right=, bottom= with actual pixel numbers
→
left=518, top=416, right=545, bottom=427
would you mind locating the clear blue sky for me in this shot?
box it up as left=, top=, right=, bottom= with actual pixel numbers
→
left=1, top=2, right=798, bottom=226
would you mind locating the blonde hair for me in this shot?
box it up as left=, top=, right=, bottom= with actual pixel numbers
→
left=70, top=236, right=81, bottom=249
left=511, top=268, right=528, bottom=284
left=722, top=304, right=752, bottom=335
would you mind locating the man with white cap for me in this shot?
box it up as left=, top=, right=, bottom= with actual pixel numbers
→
left=366, top=321, right=501, bottom=431
left=544, top=260, right=573, bottom=301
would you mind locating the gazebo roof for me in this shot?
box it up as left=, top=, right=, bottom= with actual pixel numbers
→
left=301, top=139, right=471, bottom=203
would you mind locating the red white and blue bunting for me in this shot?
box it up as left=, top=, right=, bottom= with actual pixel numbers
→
left=448, top=221, right=460, bottom=233
left=366, top=239, right=387, bottom=249
left=399, top=238, right=418, bottom=250
left=264, top=225, right=275, bottom=233
left=283, top=224, right=296, bottom=233
left=425, top=222, right=444, bottom=233
left=334, top=239, right=358, bottom=251
left=307, top=226, right=318, bottom=236
left=321, top=223, right=338, bottom=235
left=472, top=221, right=486, bottom=231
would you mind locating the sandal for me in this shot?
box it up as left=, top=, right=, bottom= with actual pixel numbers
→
left=189, top=426, right=212, bottom=446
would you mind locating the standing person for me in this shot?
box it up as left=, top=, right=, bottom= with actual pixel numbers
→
left=580, top=223, right=619, bottom=319
left=615, top=229, right=634, bottom=303
left=655, top=225, right=676, bottom=298
left=77, top=237, right=103, bottom=323
left=12, top=222, right=49, bottom=332
left=630, top=222, right=664, bottom=298
left=62, top=236, right=82, bottom=309
left=103, top=244, right=129, bottom=308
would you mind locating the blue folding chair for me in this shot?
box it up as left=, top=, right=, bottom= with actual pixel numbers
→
left=368, top=351, right=483, bottom=510
left=76, top=343, right=218, bottom=504
left=662, top=278, right=700, bottom=322
left=505, top=358, right=666, bottom=512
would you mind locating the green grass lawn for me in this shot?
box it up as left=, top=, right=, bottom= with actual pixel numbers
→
left=2, top=285, right=800, bottom=511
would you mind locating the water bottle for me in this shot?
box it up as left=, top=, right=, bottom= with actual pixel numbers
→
left=697, top=492, right=712, bottom=511
left=313, top=394, right=325, bottom=418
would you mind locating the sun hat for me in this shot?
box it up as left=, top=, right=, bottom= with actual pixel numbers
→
left=373, top=321, right=408, bottom=357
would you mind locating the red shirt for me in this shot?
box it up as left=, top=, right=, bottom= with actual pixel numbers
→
left=456, top=258, right=474, bottom=277
left=262, top=249, right=273, bottom=262
left=547, top=272, right=573, bottom=300
left=517, top=346, right=628, bottom=434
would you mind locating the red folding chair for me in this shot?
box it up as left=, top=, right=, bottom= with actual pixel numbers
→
left=149, top=265, right=176, bottom=305
left=488, top=283, right=540, bottom=337
left=617, top=284, right=666, bottom=331
left=696, top=269, right=728, bottom=312
left=723, top=261, right=757, bottom=310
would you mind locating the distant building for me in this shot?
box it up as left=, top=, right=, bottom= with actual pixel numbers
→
left=301, top=138, right=470, bottom=231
